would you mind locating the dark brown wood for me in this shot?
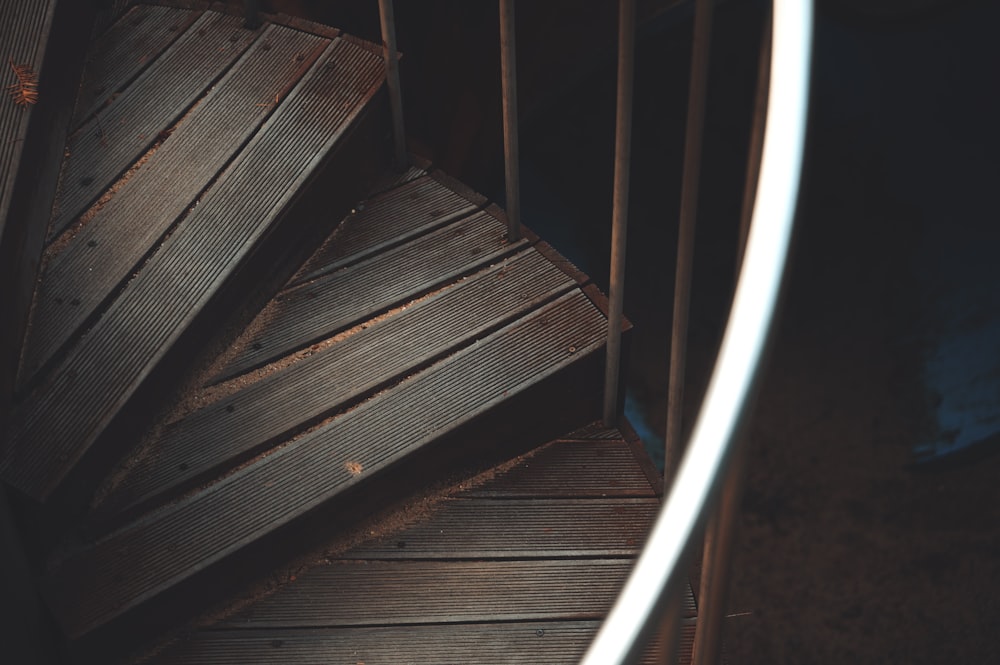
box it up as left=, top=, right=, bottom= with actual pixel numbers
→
left=150, top=620, right=696, bottom=665
left=42, top=291, right=608, bottom=643
left=18, top=24, right=331, bottom=389
left=0, top=0, right=97, bottom=458
left=461, top=439, right=657, bottom=499
left=136, top=432, right=685, bottom=664
left=46, top=11, right=261, bottom=239
left=71, top=5, right=201, bottom=130
left=1, top=31, right=388, bottom=505
left=211, top=211, right=529, bottom=382
left=287, top=174, right=481, bottom=287
left=225, top=559, right=672, bottom=627
left=97, top=249, right=576, bottom=522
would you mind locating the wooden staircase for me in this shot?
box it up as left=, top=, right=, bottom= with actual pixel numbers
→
left=134, top=425, right=692, bottom=665
left=0, top=3, right=687, bottom=663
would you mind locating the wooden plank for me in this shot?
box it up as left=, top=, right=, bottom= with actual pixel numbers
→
left=343, top=497, right=659, bottom=559
left=47, top=10, right=260, bottom=238
left=150, top=620, right=696, bottom=665
left=70, top=5, right=201, bottom=130
left=1, top=37, right=385, bottom=501
left=460, top=439, right=658, bottom=498
left=289, top=174, right=481, bottom=287
left=210, top=211, right=529, bottom=383
left=0, top=0, right=57, bottom=241
left=42, top=291, right=607, bottom=638
left=220, top=559, right=696, bottom=628
left=100, top=249, right=575, bottom=517
left=19, top=24, right=330, bottom=386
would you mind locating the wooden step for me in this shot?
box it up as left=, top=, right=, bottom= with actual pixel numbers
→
left=97, top=248, right=578, bottom=520
left=0, top=0, right=57, bottom=239
left=135, top=432, right=691, bottom=665
left=42, top=290, right=610, bottom=641
left=48, top=10, right=261, bottom=240
left=288, top=172, right=483, bottom=288
left=1, top=12, right=387, bottom=502
left=210, top=207, right=522, bottom=383
left=69, top=4, right=202, bottom=131
left=20, top=22, right=331, bottom=385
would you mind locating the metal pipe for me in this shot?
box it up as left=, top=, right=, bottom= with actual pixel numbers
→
left=580, top=0, right=812, bottom=661
left=499, top=0, right=521, bottom=242
left=244, top=0, right=261, bottom=29
left=378, top=0, right=407, bottom=170
left=691, top=19, right=772, bottom=665
left=602, top=0, right=636, bottom=427
left=736, top=16, right=772, bottom=275
left=663, top=0, right=715, bottom=479
left=654, top=589, right=684, bottom=665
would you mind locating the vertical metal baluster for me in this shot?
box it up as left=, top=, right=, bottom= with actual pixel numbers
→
left=602, top=0, right=636, bottom=427
left=692, top=15, right=772, bottom=665
left=664, top=0, right=714, bottom=478
left=655, top=590, right=685, bottom=665
left=499, top=0, right=522, bottom=242
left=378, top=0, right=407, bottom=170
left=244, top=0, right=261, bottom=29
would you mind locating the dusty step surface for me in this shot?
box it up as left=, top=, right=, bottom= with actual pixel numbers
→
left=209, top=205, right=522, bottom=383
left=137, top=429, right=693, bottom=665
left=98, top=248, right=578, bottom=519
left=21, top=21, right=330, bottom=384
left=43, top=286, right=610, bottom=641
left=1, top=8, right=386, bottom=501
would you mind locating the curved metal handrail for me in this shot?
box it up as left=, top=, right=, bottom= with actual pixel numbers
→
left=581, top=0, right=813, bottom=662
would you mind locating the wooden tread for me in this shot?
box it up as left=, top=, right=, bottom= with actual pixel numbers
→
left=210, top=208, right=525, bottom=383
left=139, top=434, right=690, bottom=664
left=43, top=291, right=609, bottom=639
left=20, top=23, right=331, bottom=384
left=48, top=10, right=261, bottom=239
left=1, top=17, right=385, bottom=501
left=99, top=248, right=578, bottom=518
left=150, top=622, right=693, bottom=665
left=288, top=173, right=482, bottom=287
left=0, top=0, right=57, bottom=238
left=69, top=5, right=201, bottom=130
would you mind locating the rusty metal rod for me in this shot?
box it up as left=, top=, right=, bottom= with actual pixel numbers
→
left=735, top=15, right=772, bottom=275
left=243, top=0, right=261, bottom=29
left=378, top=0, right=407, bottom=170
left=692, top=17, right=772, bottom=665
left=602, top=0, right=636, bottom=427
left=655, top=590, right=684, bottom=665
left=499, top=0, right=521, bottom=242
left=664, top=0, right=714, bottom=478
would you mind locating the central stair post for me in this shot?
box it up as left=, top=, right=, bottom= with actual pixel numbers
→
left=602, top=0, right=636, bottom=427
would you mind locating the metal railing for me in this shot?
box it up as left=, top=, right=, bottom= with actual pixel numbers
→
left=371, top=0, right=812, bottom=662
left=583, top=1, right=812, bottom=662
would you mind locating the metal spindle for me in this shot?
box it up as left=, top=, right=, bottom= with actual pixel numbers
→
left=602, top=0, right=636, bottom=427
left=691, top=18, right=772, bottom=665
left=243, top=0, right=261, bottom=29
left=736, top=16, right=772, bottom=275
left=663, top=0, right=714, bottom=478
left=499, top=0, right=522, bottom=242
left=655, top=590, right=685, bottom=665
left=378, top=0, right=407, bottom=170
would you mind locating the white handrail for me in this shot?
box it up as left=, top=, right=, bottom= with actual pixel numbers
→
left=580, top=0, right=812, bottom=662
